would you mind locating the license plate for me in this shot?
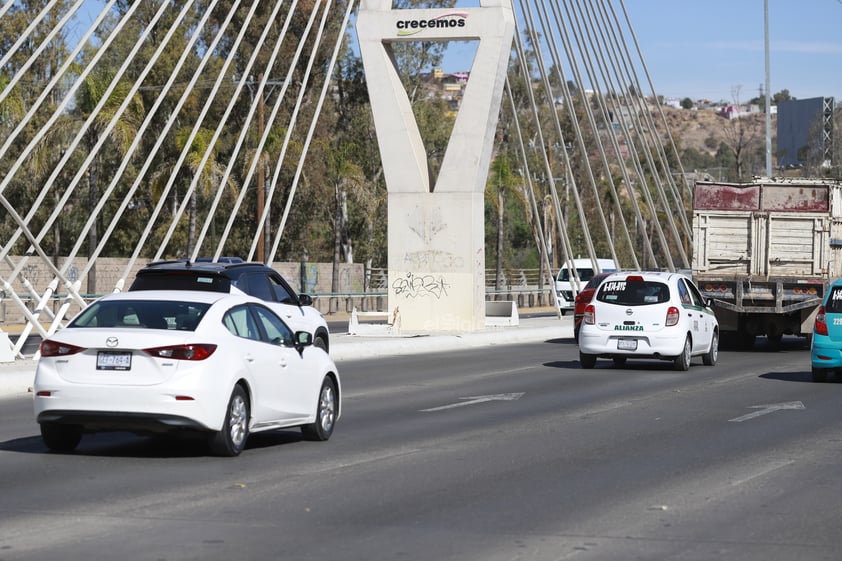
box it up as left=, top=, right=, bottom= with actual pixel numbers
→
left=617, top=338, right=637, bottom=351
left=97, top=351, right=132, bottom=371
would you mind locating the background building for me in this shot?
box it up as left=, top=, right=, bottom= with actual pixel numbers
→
left=777, top=97, right=834, bottom=169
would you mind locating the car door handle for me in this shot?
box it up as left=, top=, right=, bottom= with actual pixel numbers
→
left=280, top=357, right=288, bottom=368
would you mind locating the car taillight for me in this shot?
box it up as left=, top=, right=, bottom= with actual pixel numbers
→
left=40, top=340, right=86, bottom=357
left=665, top=306, right=680, bottom=327
left=815, top=305, right=828, bottom=336
left=144, top=344, right=217, bottom=360
left=583, top=304, right=595, bottom=325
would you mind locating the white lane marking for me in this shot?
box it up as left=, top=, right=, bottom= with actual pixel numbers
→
left=729, top=459, right=795, bottom=486
left=420, top=392, right=525, bottom=412
left=729, top=401, right=805, bottom=422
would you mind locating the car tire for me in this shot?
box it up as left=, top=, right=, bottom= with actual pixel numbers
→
left=302, top=376, right=338, bottom=441
left=314, top=335, right=328, bottom=353
left=673, top=336, right=691, bottom=371
left=702, top=331, right=719, bottom=366
left=812, top=367, right=829, bottom=383
left=40, top=423, right=83, bottom=453
left=210, top=385, right=249, bottom=457
left=579, top=351, right=596, bottom=369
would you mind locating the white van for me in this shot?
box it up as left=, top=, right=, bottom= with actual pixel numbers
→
left=555, top=258, right=617, bottom=314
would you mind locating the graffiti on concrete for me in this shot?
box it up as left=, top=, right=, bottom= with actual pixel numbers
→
left=403, top=250, right=464, bottom=271
left=408, top=206, right=447, bottom=244
left=392, top=272, right=450, bottom=299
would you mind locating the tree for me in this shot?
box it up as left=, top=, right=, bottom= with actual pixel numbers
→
left=680, top=97, right=693, bottom=110
left=720, top=86, right=762, bottom=181
left=487, top=150, right=520, bottom=288
left=174, top=126, right=238, bottom=257
left=74, top=71, right=144, bottom=292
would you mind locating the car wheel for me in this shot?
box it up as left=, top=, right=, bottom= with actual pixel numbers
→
left=40, top=423, right=82, bottom=453
left=314, top=335, right=328, bottom=353
left=702, top=331, right=719, bottom=366
left=579, top=351, right=596, bottom=369
left=673, top=336, right=691, bottom=371
left=210, top=385, right=249, bottom=457
left=302, top=376, right=338, bottom=441
left=812, top=367, right=829, bottom=383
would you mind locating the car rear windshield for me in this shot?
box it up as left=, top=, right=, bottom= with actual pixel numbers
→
left=596, top=279, right=670, bottom=306
left=826, top=286, right=842, bottom=313
left=70, top=300, right=211, bottom=331
left=130, top=271, right=231, bottom=293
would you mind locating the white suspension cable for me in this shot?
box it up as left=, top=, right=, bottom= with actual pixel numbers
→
left=269, top=0, right=351, bottom=265
left=191, top=0, right=298, bottom=262
left=0, top=0, right=83, bottom=105
left=151, top=0, right=265, bottom=260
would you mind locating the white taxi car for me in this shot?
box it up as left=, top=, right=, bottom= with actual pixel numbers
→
left=578, top=271, right=718, bottom=370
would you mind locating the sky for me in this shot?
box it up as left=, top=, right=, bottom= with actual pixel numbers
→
left=438, top=0, right=842, bottom=104
left=620, top=0, right=842, bottom=103
left=68, top=0, right=842, bottom=104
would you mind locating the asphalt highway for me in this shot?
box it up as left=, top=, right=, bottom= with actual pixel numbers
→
left=1, top=326, right=837, bottom=561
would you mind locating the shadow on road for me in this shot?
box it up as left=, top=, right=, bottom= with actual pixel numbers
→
left=0, top=429, right=308, bottom=457
left=760, top=370, right=842, bottom=384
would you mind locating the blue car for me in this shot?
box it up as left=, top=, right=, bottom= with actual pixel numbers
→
left=810, top=280, right=842, bottom=382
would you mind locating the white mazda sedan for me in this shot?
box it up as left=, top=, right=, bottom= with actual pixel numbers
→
left=577, top=271, right=719, bottom=371
left=33, top=290, right=340, bottom=456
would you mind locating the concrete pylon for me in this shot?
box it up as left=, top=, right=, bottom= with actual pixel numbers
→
left=357, top=0, right=514, bottom=332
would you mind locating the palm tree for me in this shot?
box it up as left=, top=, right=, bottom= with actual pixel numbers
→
left=0, top=73, right=25, bottom=132
left=322, top=140, right=365, bottom=308
left=174, top=127, right=239, bottom=257
left=74, top=71, right=144, bottom=294
left=486, top=150, right=522, bottom=290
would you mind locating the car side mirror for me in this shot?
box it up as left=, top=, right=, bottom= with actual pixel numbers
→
left=706, top=298, right=715, bottom=309
left=295, top=330, right=313, bottom=347
left=298, top=293, right=313, bottom=307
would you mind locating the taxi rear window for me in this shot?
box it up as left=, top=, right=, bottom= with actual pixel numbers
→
left=826, top=286, right=842, bottom=313
left=596, top=279, right=670, bottom=306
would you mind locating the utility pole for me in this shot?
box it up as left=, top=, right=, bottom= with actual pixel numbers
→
left=764, top=0, right=772, bottom=177
left=256, top=73, right=266, bottom=262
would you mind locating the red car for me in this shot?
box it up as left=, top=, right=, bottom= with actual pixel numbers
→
left=573, top=272, right=612, bottom=342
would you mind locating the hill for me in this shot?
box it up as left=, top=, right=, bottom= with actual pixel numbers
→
left=658, top=105, right=772, bottom=161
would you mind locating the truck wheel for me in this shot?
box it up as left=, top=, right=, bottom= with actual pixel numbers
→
left=812, top=367, right=829, bottom=383
left=767, top=333, right=783, bottom=351
left=703, top=331, right=719, bottom=366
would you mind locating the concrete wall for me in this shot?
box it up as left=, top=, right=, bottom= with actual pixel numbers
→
left=0, top=258, right=365, bottom=325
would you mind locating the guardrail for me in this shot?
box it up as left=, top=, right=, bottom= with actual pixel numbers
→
left=0, top=285, right=558, bottom=326
left=310, top=288, right=556, bottom=315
